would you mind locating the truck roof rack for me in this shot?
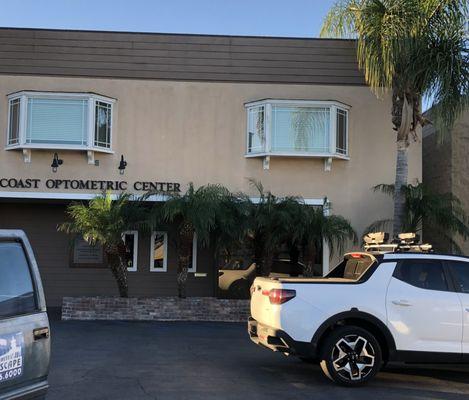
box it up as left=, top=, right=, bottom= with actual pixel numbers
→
left=363, top=232, right=433, bottom=254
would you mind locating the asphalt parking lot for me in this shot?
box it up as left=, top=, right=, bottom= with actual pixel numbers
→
left=47, top=319, right=469, bottom=400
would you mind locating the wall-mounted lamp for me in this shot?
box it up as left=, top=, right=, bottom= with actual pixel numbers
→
left=51, top=153, right=63, bottom=173
left=118, top=155, right=127, bottom=175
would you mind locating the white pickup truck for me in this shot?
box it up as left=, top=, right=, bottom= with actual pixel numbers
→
left=248, top=251, right=469, bottom=386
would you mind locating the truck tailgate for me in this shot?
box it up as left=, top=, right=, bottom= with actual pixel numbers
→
left=250, top=277, right=283, bottom=328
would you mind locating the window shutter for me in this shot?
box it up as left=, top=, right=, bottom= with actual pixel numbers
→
left=26, top=98, right=88, bottom=145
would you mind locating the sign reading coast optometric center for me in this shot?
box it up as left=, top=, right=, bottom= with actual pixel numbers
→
left=0, top=177, right=181, bottom=193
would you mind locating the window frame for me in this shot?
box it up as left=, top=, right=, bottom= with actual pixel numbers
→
left=188, top=234, right=197, bottom=273
left=122, top=231, right=138, bottom=272
left=244, top=99, right=350, bottom=159
left=149, top=231, right=168, bottom=272
left=5, top=91, right=115, bottom=153
left=336, top=107, right=348, bottom=156
left=7, top=97, right=21, bottom=146
left=94, top=100, right=113, bottom=149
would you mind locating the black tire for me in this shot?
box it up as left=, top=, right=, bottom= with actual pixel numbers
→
left=319, top=326, right=382, bottom=386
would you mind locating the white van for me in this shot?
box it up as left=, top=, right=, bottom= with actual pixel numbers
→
left=0, top=230, right=50, bottom=399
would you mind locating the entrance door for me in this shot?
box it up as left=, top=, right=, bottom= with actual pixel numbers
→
left=0, top=240, right=50, bottom=397
left=386, top=259, right=463, bottom=355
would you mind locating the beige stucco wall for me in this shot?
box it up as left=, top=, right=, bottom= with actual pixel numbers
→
left=0, top=75, right=421, bottom=247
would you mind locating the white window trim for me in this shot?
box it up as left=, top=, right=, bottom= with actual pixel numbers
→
left=188, top=233, right=197, bottom=273
left=150, top=231, right=168, bottom=272
left=5, top=91, right=115, bottom=153
left=122, top=231, right=138, bottom=272
left=6, top=98, right=20, bottom=146
left=335, top=108, right=349, bottom=156
left=244, top=99, right=350, bottom=160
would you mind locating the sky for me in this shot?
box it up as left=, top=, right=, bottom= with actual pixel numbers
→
left=0, top=0, right=336, bottom=37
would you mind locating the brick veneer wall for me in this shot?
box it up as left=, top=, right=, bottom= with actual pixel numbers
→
left=62, top=296, right=250, bottom=322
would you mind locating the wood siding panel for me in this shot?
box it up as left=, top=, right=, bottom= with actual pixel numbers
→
left=0, top=28, right=365, bottom=85
left=0, top=58, right=363, bottom=78
left=0, top=45, right=358, bottom=63
left=0, top=51, right=359, bottom=70
left=0, top=202, right=215, bottom=306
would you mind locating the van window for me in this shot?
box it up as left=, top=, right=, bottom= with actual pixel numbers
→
left=0, top=242, right=36, bottom=318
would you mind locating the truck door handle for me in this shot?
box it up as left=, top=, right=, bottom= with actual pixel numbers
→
left=392, top=300, right=412, bottom=307
left=33, top=327, right=49, bottom=340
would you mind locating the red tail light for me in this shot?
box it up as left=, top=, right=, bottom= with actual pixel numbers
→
left=268, top=289, right=296, bottom=305
left=350, top=253, right=363, bottom=259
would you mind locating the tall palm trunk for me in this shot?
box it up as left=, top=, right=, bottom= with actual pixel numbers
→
left=392, top=87, right=413, bottom=235
left=177, top=223, right=194, bottom=298
left=302, top=243, right=316, bottom=278
left=106, top=248, right=129, bottom=298
left=393, top=141, right=409, bottom=235
left=261, top=252, right=273, bottom=276
left=253, top=233, right=265, bottom=276
left=177, top=255, right=190, bottom=298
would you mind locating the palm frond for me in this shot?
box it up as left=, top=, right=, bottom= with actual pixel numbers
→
left=372, top=183, right=395, bottom=196
left=363, top=218, right=393, bottom=236
left=58, top=191, right=144, bottom=248
left=320, top=0, right=468, bottom=141
left=371, top=182, right=469, bottom=246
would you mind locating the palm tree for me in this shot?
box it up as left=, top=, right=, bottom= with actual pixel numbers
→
left=155, top=183, right=233, bottom=298
left=58, top=192, right=149, bottom=297
left=244, top=181, right=302, bottom=276
left=299, top=203, right=357, bottom=276
left=366, top=182, right=469, bottom=252
left=321, top=0, right=469, bottom=235
left=210, top=190, right=251, bottom=265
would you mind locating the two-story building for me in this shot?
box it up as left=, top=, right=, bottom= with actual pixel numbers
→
left=0, top=28, right=421, bottom=306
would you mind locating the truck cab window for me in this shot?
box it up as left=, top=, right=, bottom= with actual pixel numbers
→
left=446, top=261, right=469, bottom=293
left=393, top=260, right=448, bottom=292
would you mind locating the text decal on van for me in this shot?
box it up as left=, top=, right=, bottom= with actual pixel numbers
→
left=0, top=332, right=24, bottom=382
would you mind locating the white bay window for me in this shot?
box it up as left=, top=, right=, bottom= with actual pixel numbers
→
left=6, top=91, right=115, bottom=156
left=245, top=99, right=349, bottom=169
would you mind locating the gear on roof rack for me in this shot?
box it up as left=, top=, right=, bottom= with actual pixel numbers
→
left=363, top=232, right=433, bottom=254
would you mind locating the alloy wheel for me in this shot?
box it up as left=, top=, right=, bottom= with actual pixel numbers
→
left=331, top=334, right=376, bottom=382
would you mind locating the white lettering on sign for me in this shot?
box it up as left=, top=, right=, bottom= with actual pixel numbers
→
left=0, top=332, right=24, bottom=383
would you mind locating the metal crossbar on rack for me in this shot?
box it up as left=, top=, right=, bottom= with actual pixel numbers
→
left=362, top=232, right=433, bottom=254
